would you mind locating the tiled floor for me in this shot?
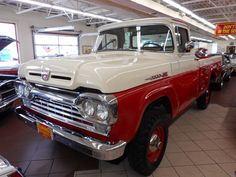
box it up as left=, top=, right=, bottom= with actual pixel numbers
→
left=0, top=111, right=98, bottom=177
left=0, top=77, right=236, bottom=177
left=74, top=104, right=236, bottom=177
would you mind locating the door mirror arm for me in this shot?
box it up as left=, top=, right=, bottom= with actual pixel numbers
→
left=185, top=41, right=194, bottom=52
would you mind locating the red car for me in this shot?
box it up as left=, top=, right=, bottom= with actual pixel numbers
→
left=0, top=36, right=18, bottom=113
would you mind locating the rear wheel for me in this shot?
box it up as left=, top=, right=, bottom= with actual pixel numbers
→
left=197, top=86, right=211, bottom=110
left=128, top=109, right=168, bottom=176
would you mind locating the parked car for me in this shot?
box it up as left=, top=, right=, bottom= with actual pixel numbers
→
left=226, top=53, right=236, bottom=73
left=221, top=54, right=233, bottom=79
left=211, top=53, right=233, bottom=90
left=0, top=36, right=19, bottom=113
left=15, top=18, right=222, bottom=176
left=0, top=155, right=23, bottom=177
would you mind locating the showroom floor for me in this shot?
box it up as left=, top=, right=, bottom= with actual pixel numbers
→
left=0, top=78, right=236, bottom=177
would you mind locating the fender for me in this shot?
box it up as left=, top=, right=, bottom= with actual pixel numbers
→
left=109, top=79, right=179, bottom=143
left=142, top=85, right=179, bottom=118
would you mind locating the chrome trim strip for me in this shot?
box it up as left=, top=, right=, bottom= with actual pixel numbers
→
left=0, top=88, right=15, bottom=95
left=0, top=80, right=15, bottom=87
left=0, top=96, right=18, bottom=110
left=34, top=83, right=79, bottom=95
left=15, top=106, right=127, bottom=160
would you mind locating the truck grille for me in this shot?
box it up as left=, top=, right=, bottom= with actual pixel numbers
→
left=0, top=82, right=17, bottom=102
left=30, top=96, right=92, bottom=127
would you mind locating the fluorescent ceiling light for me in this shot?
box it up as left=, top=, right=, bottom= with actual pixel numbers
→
left=37, top=26, right=74, bottom=32
left=190, top=36, right=213, bottom=43
left=162, top=0, right=215, bottom=29
left=13, top=0, right=122, bottom=22
left=228, top=35, right=236, bottom=40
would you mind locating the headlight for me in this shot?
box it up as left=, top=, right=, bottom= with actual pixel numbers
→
left=76, top=93, right=118, bottom=125
left=83, top=100, right=95, bottom=116
left=96, top=104, right=109, bottom=121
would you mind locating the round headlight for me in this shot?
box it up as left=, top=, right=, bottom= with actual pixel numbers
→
left=83, top=100, right=95, bottom=116
left=96, top=104, right=109, bottom=121
left=16, top=84, right=24, bottom=97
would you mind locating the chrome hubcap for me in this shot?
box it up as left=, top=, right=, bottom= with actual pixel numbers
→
left=149, top=134, right=162, bottom=153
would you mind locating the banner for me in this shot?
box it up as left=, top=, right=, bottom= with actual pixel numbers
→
left=215, top=22, right=236, bottom=36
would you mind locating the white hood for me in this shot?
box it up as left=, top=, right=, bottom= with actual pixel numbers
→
left=19, top=52, right=172, bottom=93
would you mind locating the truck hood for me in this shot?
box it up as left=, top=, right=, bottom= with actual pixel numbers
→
left=19, top=52, right=172, bottom=93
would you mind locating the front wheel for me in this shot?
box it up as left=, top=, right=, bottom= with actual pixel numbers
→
left=128, top=109, right=168, bottom=176
left=197, top=86, right=211, bottom=110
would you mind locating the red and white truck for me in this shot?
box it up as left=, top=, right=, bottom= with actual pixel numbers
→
left=15, top=18, right=221, bottom=175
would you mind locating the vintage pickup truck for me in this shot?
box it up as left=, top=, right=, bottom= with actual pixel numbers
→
left=0, top=36, right=18, bottom=113
left=15, top=18, right=221, bottom=175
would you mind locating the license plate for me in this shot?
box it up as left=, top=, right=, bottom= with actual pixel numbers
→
left=36, top=123, right=53, bottom=140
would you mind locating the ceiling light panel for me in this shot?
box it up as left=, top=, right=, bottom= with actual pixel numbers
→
left=13, top=0, right=122, bottom=22
left=162, top=0, right=216, bottom=29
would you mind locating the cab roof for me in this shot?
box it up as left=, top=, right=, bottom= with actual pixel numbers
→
left=98, top=17, right=189, bottom=32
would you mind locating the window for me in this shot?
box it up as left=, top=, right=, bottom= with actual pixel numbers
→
left=95, top=25, right=174, bottom=52
left=0, top=22, right=19, bottom=63
left=175, top=26, right=189, bottom=53
left=34, top=33, right=78, bottom=59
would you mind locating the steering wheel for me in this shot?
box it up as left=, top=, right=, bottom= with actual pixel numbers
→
left=142, top=42, right=162, bottom=48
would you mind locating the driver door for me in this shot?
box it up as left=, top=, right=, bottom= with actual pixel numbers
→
left=175, top=26, right=199, bottom=111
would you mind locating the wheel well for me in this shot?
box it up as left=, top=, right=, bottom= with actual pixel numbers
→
left=145, top=96, right=172, bottom=118
left=210, top=72, right=216, bottom=83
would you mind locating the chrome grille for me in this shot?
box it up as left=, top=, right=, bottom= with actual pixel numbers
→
left=30, top=96, right=83, bottom=122
left=0, top=82, right=17, bottom=102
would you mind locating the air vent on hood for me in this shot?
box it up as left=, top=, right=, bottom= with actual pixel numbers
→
left=51, top=75, right=71, bottom=81
left=29, top=72, right=71, bottom=81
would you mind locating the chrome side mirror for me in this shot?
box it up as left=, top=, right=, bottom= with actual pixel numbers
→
left=185, top=41, right=194, bottom=51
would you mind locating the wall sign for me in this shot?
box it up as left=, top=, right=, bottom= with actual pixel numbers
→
left=215, top=22, right=236, bottom=36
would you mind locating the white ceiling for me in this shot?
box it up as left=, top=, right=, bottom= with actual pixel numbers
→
left=0, top=0, right=235, bottom=40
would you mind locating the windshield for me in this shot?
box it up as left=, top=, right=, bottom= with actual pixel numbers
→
left=94, top=25, right=174, bottom=52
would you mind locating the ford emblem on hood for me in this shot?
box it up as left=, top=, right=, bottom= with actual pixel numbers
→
left=42, top=70, right=51, bottom=81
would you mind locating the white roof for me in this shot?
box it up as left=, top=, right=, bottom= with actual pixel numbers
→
left=98, top=17, right=189, bottom=32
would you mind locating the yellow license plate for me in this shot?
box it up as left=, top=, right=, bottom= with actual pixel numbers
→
left=36, top=123, right=53, bottom=140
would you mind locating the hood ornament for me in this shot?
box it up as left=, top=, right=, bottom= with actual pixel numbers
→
left=41, top=70, right=51, bottom=81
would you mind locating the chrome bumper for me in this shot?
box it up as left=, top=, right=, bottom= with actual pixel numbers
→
left=15, top=106, right=127, bottom=160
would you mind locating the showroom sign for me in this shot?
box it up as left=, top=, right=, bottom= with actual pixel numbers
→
left=215, top=22, right=236, bottom=36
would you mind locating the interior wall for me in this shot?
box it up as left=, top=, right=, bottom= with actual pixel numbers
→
left=0, top=5, right=97, bottom=63
left=215, top=39, right=236, bottom=53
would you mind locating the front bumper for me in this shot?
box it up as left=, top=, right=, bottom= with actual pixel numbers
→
left=15, top=106, right=127, bottom=160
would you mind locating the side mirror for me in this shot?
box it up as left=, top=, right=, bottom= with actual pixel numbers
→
left=185, top=41, right=194, bottom=51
